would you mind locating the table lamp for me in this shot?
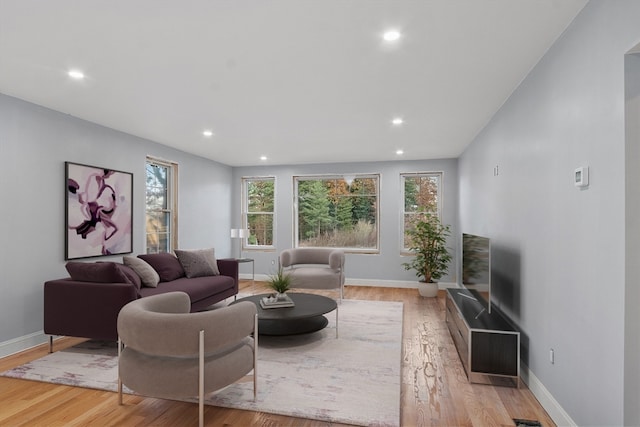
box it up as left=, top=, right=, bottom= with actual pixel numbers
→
left=230, top=228, right=248, bottom=259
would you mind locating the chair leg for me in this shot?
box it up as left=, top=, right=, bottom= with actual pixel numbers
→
left=199, top=330, right=204, bottom=427
left=117, top=337, right=123, bottom=405
left=253, top=313, right=258, bottom=401
left=49, top=336, right=53, bottom=353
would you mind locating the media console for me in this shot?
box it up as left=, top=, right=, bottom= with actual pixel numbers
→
left=445, top=288, right=520, bottom=387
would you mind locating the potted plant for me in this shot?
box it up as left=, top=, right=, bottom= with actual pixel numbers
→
left=402, top=212, right=452, bottom=297
left=267, top=267, right=293, bottom=299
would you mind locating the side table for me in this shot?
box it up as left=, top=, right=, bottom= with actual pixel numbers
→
left=236, top=257, right=255, bottom=283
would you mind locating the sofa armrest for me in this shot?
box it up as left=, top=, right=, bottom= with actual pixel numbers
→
left=279, top=249, right=292, bottom=268
left=217, top=258, right=239, bottom=287
left=44, top=279, right=139, bottom=341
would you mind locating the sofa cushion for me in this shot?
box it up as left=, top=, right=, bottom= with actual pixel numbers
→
left=123, top=256, right=160, bottom=288
left=288, top=266, right=342, bottom=289
left=174, top=248, right=220, bottom=278
left=138, top=253, right=185, bottom=282
left=138, top=275, right=235, bottom=304
left=65, top=261, right=129, bottom=283
left=116, top=264, right=142, bottom=290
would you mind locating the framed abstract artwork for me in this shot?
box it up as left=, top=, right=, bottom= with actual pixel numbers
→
left=65, top=161, right=133, bottom=260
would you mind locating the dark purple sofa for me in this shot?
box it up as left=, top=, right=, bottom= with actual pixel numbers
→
left=44, top=254, right=239, bottom=344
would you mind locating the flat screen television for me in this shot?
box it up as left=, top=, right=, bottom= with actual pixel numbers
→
left=461, top=233, right=491, bottom=313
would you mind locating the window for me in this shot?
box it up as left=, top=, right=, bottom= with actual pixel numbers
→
left=295, top=174, right=379, bottom=251
left=243, top=177, right=275, bottom=248
left=145, top=158, right=178, bottom=253
left=402, top=172, right=442, bottom=251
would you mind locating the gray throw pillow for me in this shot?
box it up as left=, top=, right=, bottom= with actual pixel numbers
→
left=198, top=248, right=221, bottom=275
left=123, top=256, right=160, bottom=287
left=174, top=248, right=220, bottom=278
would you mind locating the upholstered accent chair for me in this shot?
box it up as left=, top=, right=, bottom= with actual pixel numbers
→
left=279, top=248, right=345, bottom=301
left=117, top=292, right=257, bottom=427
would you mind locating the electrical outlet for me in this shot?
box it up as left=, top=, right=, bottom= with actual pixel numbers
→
left=549, top=348, right=555, bottom=364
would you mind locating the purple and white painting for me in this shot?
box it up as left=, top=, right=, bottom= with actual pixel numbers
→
left=65, top=162, right=133, bottom=260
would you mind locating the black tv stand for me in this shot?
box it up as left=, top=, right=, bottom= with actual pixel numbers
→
left=445, top=288, right=520, bottom=387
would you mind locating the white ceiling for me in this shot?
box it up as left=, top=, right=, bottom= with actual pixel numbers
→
left=0, top=0, right=587, bottom=167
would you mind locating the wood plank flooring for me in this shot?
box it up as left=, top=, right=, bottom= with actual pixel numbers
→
left=0, top=283, right=555, bottom=426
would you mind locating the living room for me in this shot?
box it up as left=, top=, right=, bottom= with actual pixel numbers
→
left=1, top=1, right=640, bottom=426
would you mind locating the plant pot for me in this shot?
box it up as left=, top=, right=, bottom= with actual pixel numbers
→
left=417, top=281, right=439, bottom=298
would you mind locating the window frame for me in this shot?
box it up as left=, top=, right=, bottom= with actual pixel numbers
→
left=145, top=157, right=178, bottom=254
left=293, top=173, right=380, bottom=253
left=242, top=176, right=276, bottom=251
left=401, top=171, right=443, bottom=253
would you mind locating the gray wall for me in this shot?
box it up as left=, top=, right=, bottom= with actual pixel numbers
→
left=3, top=2, right=639, bottom=423
left=0, top=93, right=233, bottom=356
left=232, top=159, right=458, bottom=284
left=625, top=51, right=640, bottom=426
left=458, top=1, right=640, bottom=425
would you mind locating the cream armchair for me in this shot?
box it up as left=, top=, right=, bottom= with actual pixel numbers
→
left=279, top=248, right=345, bottom=301
left=117, top=291, right=257, bottom=427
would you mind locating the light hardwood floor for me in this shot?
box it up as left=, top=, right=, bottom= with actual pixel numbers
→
left=0, top=282, right=555, bottom=426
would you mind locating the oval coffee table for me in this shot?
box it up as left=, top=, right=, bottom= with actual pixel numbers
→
left=231, top=293, right=338, bottom=336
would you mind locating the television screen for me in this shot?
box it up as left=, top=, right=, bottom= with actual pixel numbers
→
left=462, top=233, right=491, bottom=313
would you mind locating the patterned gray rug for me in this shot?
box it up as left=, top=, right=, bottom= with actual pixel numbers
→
left=2, top=299, right=402, bottom=427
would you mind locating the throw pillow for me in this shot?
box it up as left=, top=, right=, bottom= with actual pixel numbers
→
left=200, top=248, right=221, bottom=275
left=138, top=252, right=185, bottom=282
left=123, top=256, right=160, bottom=288
left=65, top=261, right=129, bottom=283
left=116, top=263, right=142, bottom=290
left=175, top=248, right=220, bottom=278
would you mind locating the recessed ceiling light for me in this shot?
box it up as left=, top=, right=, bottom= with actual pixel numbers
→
left=396, top=150, right=404, bottom=155
left=202, top=130, right=213, bottom=137
left=260, top=156, right=267, bottom=161
left=392, top=117, right=404, bottom=126
left=383, top=30, right=401, bottom=42
left=67, top=69, right=85, bottom=80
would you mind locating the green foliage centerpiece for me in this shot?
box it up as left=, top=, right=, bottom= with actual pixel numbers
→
left=267, top=267, right=293, bottom=297
left=402, top=212, right=452, bottom=296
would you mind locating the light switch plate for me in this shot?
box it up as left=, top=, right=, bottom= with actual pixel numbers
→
left=575, top=166, right=589, bottom=187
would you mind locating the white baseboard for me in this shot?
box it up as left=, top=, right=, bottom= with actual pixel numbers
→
left=0, top=330, right=49, bottom=358
left=346, top=279, right=458, bottom=289
left=239, top=274, right=458, bottom=290
left=521, top=363, right=576, bottom=426
left=240, top=273, right=270, bottom=282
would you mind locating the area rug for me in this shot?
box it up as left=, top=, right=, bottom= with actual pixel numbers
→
left=1, top=299, right=402, bottom=427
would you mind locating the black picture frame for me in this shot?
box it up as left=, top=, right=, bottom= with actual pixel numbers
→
left=65, top=161, right=133, bottom=260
